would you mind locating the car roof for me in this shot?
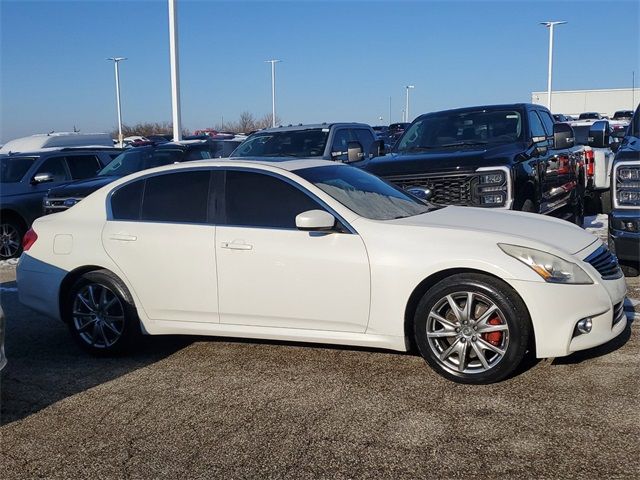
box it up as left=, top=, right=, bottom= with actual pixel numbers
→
left=417, top=103, right=532, bottom=118
left=2, top=146, right=121, bottom=157
left=251, top=123, right=371, bottom=134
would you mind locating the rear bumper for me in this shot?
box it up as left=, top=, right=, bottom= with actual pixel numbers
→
left=16, top=253, right=65, bottom=321
left=509, top=276, right=627, bottom=358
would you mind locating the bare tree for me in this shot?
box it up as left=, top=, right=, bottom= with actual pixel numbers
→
left=111, top=122, right=189, bottom=138
left=213, top=112, right=282, bottom=133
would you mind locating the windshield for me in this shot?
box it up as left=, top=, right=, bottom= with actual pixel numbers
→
left=98, top=148, right=186, bottom=177
left=613, top=111, right=632, bottom=120
left=396, top=110, right=522, bottom=152
left=231, top=129, right=329, bottom=157
left=579, top=113, right=599, bottom=120
left=296, top=164, right=431, bottom=220
left=0, top=156, right=36, bottom=183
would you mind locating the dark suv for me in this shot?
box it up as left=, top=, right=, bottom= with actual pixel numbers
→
left=231, top=123, right=383, bottom=162
left=355, top=103, right=583, bottom=224
left=608, top=104, right=640, bottom=276
left=0, top=147, right=121, bottom=259
left=43, top=141, right=212, bottom=215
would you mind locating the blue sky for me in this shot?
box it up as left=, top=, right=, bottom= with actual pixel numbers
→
left=1, top=0, right=638, bottom=142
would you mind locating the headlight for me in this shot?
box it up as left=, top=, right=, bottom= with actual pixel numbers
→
left=473, top=169, right=510, bottom=207
left=499, top=244, right=593, bottom=284
left=614, top=164, right=640, bottom=207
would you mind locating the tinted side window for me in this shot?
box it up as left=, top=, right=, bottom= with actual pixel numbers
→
left=354, top=129, right=375, bottom=157
left=141, top=171, right=210, bottom=223
left=330, top=129, right=354, bottom=161
left=35, top=156, right=70, bottom=182
left=111, top=179, right=144, bottom=221
left=537, top=111, right=555, bottom=137
left=224, top=171, right=321, bottom=228
left=529, top=111, right=547, bottom=138
left=66, top=155, right=101, bottom=179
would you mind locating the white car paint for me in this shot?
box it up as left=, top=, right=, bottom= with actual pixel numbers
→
left=17, top=159, right=627, bottom=360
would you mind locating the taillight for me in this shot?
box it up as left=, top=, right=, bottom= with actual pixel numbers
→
left=23, top=228, right=37, bottom=252
left=585, top=150, right=595, bottom=177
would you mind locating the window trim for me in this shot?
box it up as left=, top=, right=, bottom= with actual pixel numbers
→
left=218, top=167, right=357, bottom=234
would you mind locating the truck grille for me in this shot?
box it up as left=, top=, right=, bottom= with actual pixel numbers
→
left=584, top=245, right=623, bottom=280
left=382, top=173, right=473, bottom=205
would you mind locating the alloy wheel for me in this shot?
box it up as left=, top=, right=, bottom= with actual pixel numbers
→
left=426, top=291, right=510, bottom=375
left=0, top=223, right=21, bottom=259
left=72, top=284, right=125, bottom=348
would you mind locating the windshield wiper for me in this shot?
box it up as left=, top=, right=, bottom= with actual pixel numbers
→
left=400, top=146, right=440, bottom=152
left=438, top=140, right=488, bottom=148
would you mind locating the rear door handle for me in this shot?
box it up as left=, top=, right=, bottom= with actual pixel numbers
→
left=109, top=234, right=137, bottom=242
left=220, top=241, right=252, bottom=250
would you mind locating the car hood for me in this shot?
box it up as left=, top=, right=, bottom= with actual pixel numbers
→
left=358, top=142, right=524, bottom=175
left=388, top=206, right=598, bottom=256
left=46, top=176, right=120, bottom=198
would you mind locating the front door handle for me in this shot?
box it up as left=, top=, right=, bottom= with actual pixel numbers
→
left=109, top=234, right=137, bottom=242
left=220, top=241, right=252, bottom=250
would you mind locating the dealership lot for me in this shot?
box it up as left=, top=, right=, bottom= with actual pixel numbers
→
left=1, top=258, right=638, bottom=478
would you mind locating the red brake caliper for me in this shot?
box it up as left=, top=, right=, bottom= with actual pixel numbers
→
left=482, top=316, right=503, bottom=346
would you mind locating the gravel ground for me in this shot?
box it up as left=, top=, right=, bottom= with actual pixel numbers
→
left=1, top=215, right=639, bottom=479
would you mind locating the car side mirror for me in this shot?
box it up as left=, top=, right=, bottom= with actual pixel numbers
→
left=588, top=120, right=610, bottom=148
left=346, top=141, right=364, bottom=163
left=553, top=122, right=574, bottom=150
left=295, top=210, right=336, bottom=231
left=32, top=172, right=54, bottom=184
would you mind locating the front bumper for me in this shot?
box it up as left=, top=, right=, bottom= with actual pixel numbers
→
left=608, top=209, right=640, bottom=264
left=509, top=274, right=627, bottom=358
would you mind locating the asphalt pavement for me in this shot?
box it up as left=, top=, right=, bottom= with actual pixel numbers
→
left=1, top=266, right=639, bottom=479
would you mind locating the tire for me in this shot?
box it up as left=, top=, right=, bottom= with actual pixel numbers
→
left=600, top=190, right=612, bottom=214
left=621, top=263, right=639, bottom=277
left=0, top=217, right=25, bottom=260
left=520, top=199, right=537, bottom=214
left=569, top=192, right=585, bottom=227
left=64, top=269, right=141, bottom=355
left=413, top=273, right=532, bottom=384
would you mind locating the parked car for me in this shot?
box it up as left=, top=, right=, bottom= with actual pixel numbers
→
left=608, top=104, right=640, bottom=276
left=612, top=110, right=634, bottom=121
left=356, top=103, right=584, bottom=225
left=42, top=141, right=212, bottom=215
left=0, top=147, right=121, bottom=259
left=231, top=123, right=384, bottom=162
left=0, top=132, right=114, bottom=154
left=388, top=122, right=410, bottom=144
left=571, top=120, right=618, bottom=213
left=17, top=159, right=627, bottom=384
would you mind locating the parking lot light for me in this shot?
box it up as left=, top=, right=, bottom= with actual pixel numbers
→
left=106, top=57, right=127, bottom=147
left=265, top=59, right=281, bottom=128
left=405, top=85, right=415, bottom=122
left=540, top=21, right=567, bottom=111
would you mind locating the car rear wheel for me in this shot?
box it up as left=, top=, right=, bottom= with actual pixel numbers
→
left=65, top=270, right=140, bottom=355
left=413, top=273, right=531, bottom=384
left=0, top=219, right=24, bottom=260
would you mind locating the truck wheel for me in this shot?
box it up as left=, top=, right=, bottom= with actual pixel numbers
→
left=521, top=199, right=537, bottom=213
left=621, top=264, right=639, bottom=277
left=569, top=194, right=585, bottom=227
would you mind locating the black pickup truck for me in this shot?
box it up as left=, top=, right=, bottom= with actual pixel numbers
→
left=355, top=103, right=584, bottom=224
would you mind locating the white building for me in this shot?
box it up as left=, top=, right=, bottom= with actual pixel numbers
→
left=531, top=88, right=638, bottom=116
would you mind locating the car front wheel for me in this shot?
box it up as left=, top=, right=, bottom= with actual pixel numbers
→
left=65, top=270, right=140, bottom=355
left=413, top=273, right=532, bottom=384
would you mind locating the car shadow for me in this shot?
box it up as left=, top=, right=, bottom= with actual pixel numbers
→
left=0, top=280, right=192, bottom=425
left=552, top=315, right=635, bottom=365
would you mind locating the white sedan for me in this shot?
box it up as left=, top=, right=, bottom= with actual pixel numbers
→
left=17, top=159, right=627, bottom=384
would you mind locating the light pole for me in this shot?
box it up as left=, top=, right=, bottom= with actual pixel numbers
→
left=107, top=57, right=126, bottom=147
left=540, top=21, right=567, bottom=111
left=168, top=0, right=183, bottom=142
left=405, top=85, right=415, bottom=122
left=265, top=59, right=281, bottom=128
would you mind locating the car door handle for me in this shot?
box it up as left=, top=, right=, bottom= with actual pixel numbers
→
left=109, top=234, right=137, bottom=242
left=220, top=241, right=252, bottom=250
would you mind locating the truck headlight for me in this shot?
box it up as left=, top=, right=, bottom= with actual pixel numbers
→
left=499, top=244, right=593, bottom=284
left=473, top=169, right=509, bottom=207
left=615, top=164, right=640, bottom=207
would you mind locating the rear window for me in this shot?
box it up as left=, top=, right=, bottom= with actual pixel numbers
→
left=231, top=129, right=329, bottom=158
left=0, top=156, right=35, bottom=183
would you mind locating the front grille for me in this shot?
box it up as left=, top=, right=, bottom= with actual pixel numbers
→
left=382, top=173, right=473, bottom=205
left=612, top=301, right=626, bottom=326
left=585, top=245, right=623, bottom=280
